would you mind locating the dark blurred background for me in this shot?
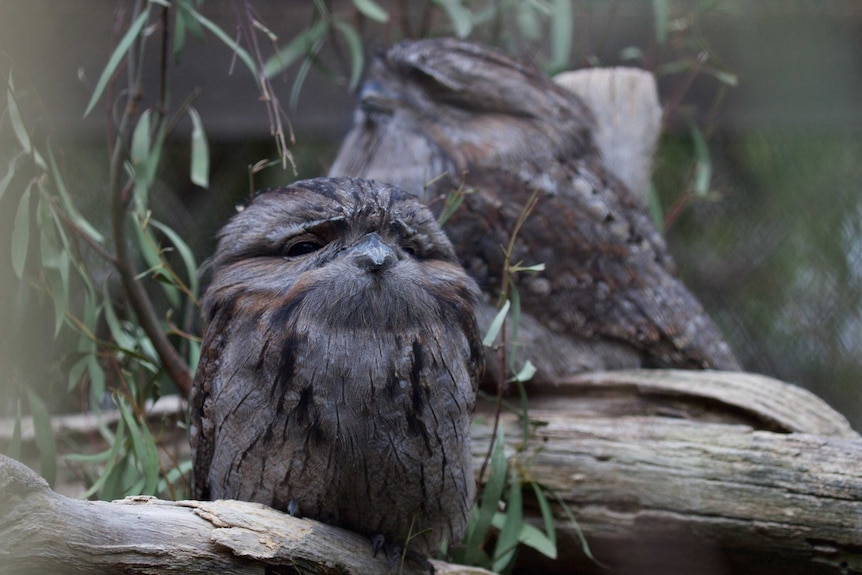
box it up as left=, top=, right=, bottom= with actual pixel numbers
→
left=1, top=0, right=861, bottom=428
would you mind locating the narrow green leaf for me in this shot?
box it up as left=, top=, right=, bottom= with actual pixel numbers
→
left=119, top=399, right=159, bottom=495
left=549, top=0, right=573, bottom=73
left=351, top=0, right=389, bottom=22
left=46, top=147, right=104, bottom=243
left=85, top=8, right=151, bottom=117
left=0, top=152, right=20, bottom=202
left=97, top=447, right=131, bottom=500
left=173, top=4, right=188, bottom=59
left=131, top=109, right=152, bottom=172
left=88, top=355, right=106, bottom=406
left=6, top=400, right=22, bottom=460
left=103, top=281, right=137, bottom=353
left=6, top=84, right=31, bottom=154
left=493, top=469, right=524, bottom=572
left=157, top=459, right=193, bottom=495
left=26, top=390, right=57, bottom=487
left=188, top=7, right=258, bottom=80
left=687, top=118, right=712, bottom=196
left=530, top=482, right=558, bottom=559
left=150, top=219, right=199, bottom=297
left=11, top=181, right=33, bottom=278
left=188, top=107, right=209, bottom=188
left=176, top=0, right=203, bottom=41
left=516, top=2, right=541, bottom=40
left=68, top=355, right=90, bottom=391
left=333, top=20, right=364, bottom=91
left=188, top=339, right=201, bottom=374
left=653, top=0, right=670, bottom=45
left=436, top=0, right=472, bottom=38
left=619, top=46, right=645, bottom=62
left=512, top=360, right=537, bottom=383
left=37, top=196, right=69, bottom=336
left=133, top=215, right=180, bottom=307
left=263, top=20, right=328, bottom=79
left=78, top=289, right=99, bottom=354
left=646, top=181, right=664, bottom=233
left=482, top=299, right=510, bottom=347
left=138, top=418, right=161, bottom=495
left=710, top=68, right=739, bottom=87
left=82, top=413, right=125, bottom=499
left=64, top=448, right=115, bottom=464
left=465, top=427, right=508, bottom=565
left=289, top=36, right=323, bottom=109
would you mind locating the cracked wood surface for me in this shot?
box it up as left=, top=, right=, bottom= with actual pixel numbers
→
left=2, top=370, right=861, bottom=574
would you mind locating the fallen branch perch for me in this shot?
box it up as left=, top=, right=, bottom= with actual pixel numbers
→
left=0, top=454, right=491, bottom=575
left=2, top=370, right=861, bottom=574
left=481, top=370, right=862, bottom=574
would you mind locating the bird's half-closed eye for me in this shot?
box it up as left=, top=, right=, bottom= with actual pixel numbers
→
left=284, top=239, right=325, bottom=257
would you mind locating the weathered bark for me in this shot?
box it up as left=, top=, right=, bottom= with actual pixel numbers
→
left=2, top=370, right=861, bottom=575
left=0, top=454, right=491, bottom=575
left=474, top=370, right=862, bottom=575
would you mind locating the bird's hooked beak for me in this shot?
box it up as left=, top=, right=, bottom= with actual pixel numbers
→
left=350, top=232, right=397, bottom=272
left=359, top=79, right=398, bottom=116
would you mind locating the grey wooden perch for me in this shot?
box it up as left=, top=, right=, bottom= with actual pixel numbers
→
left=2, top=370, right=861, bottom=575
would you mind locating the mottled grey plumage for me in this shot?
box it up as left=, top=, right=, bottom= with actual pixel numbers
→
left=329, top=38, right=740, bottom=378
left=190, top=177, right=483, bottom=559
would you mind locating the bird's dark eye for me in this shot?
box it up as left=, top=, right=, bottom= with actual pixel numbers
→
left=403, top=245, right=418, bottom=257
left=285, top=240, right=324, bottom=257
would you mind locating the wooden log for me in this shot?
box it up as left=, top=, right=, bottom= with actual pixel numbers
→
left=471, top=370, right=862, bottom=574
left=2, top=370, right=860, bottom=575
left=0, top=454, right=492, bottom=575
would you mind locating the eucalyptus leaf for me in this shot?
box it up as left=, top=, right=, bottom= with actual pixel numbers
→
left=333, top=20, right=363, bottom=91
left=512, top=360, right=536, bottom=383
left=263, top=20, right=328, bottom=79
left=188, top=107, right=209, bottom=188
left=189, top=7, right=258, bottom=81
left=687, top=118, right=712, bottom=196
left=68, top=355, right=90, bottom=391
left=351, top=0, right=389, bottom=22
left=46, top=147, right=104, bottom=243
left=26, top=390, right=57, bottom=487
left=64, top=448, right=115, bottom=464
left=88, top=355, right=106, bottom=406
left=549, top=0, right=573, bottom=73
left=493, top=469, right=523, bottom=572
left=653, top=0, right=670, bottom=45
left=133, top=215, right=180, bottom=307
left=464, top=427, right=508, bottom=566
left=11, top=181, right=33, bottom=278
left=482, top=299, right=510, bottom=347
left=150, top=219, right=199, bottom=297
left=6, top=85, right=31, bottom=154
left=84, top=8, right=151, bottom=117
left=0, top=152, right=20, bottom=202
left=5, top=401, right=22, bottom=460
left=103, top=281, right=137, bottom=353
left=530, top=482, right=558, bottom=559
left=436, top=0, right=472, bottom=38
left=646, top=181, right=664, bottom=232
left=118, top=398, right=160, bottom=495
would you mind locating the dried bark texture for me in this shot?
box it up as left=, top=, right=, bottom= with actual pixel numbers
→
left=191, top=178, right=483, bottom=560
left=3, top=371, right=860, bottom=575
left=0, top=454, right=491, bottom=575
left=329, top=38, right=739, bottom=377
left=471, top=370, right=862, bottom=575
